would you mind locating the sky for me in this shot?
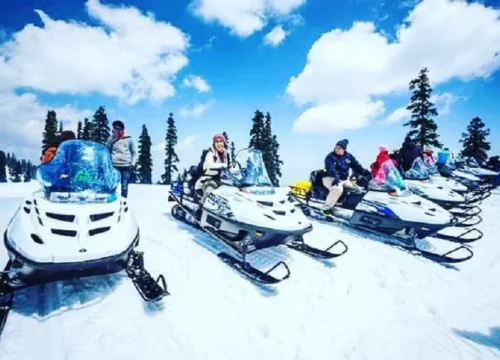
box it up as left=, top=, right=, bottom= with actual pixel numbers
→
left=1, top=0, right=500, bottom=185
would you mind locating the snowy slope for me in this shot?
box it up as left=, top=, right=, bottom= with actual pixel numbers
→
left=1, top=183, right=500, bottom=360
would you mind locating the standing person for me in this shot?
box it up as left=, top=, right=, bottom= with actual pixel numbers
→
left=41, top=130, right=76, bottom=164
left=321, top=139, right=369, bottom=215
left=107, top=120, right=136, bottom=198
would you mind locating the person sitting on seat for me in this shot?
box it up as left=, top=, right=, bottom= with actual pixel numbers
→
left=41, top=131, right=76, bottom=164
left=399, top=136, right=423, bottom=172
left=322, top=139, right=369, bottom=215
left=195, top=134, right=230, bottom=206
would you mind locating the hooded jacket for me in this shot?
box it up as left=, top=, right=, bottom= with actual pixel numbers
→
left=399, top=137, right=422, bottom=172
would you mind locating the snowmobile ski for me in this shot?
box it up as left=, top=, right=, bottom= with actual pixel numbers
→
left=125, top=251, right=169, bottom=302
left=433, top=228, right=483, bottom=243
left=297, top=202, right=474, bottom=264
left=0, top=261, right=13, bottom=341
left=286, top=236, right=348, bottom=259
left=171, top=200, right=292, bottom=285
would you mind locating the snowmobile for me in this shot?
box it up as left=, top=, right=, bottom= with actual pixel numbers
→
left=289, top=161, right=476, bottom=264
left=1, top=141, right=169, bottom=340
left=168, top=148, right=347, bottom=285
left=457, top=157, right=499, bottom=189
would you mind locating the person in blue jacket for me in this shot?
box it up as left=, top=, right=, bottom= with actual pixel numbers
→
left=322, top=139, right=369, bottom=214
left=399, top=136, right=422, bottom=172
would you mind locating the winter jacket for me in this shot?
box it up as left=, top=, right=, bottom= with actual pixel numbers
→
left=194, top=148, right=229, bottom=190
left=371, top=151, right=391, bottom=178
left=437, top=149, right=450, bottom=165
left=107, top=135, right=136, bottom=168
left=324, top=151, right=365, bottom=185
left=399, top=139, right=422, bottom=172
left=41, top=146, right=57, bottom=164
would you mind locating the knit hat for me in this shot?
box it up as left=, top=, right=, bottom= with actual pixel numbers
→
left=379, top=144, right=389, bottom=152
left=213, top=133, right=226, bottom=143
left=112, top=120, right=125, bottom=130
left=336, top=139, right=349, bottom=150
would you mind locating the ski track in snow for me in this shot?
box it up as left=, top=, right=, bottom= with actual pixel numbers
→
left=1, top=183, right=500, bottom=359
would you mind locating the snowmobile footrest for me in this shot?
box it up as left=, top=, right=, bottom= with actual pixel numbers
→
left=434, top=228, right=483, bottom=243
left=126, top=252, right=169, bottom=302
left=417, top=245, right=474, bottom=263
left=287, top=238, right=348, bottom=259
left=217, top=252, right=290, bottom=284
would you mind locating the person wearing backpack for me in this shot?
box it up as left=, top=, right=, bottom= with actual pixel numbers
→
left=194, top=134, right=230, bottom=207
left=106, top=120, right=136, bottom=198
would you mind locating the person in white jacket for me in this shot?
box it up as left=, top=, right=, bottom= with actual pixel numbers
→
left=195, top=134, right=229, bottom=206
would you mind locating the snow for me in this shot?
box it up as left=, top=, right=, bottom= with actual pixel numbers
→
left=1, top=182, right=500, bottom=359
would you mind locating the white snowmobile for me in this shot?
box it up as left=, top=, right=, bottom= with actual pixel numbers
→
left=289, top=161, right=475, bottom=264
left=1, top=141, right=168, bottom=339
left=168, top=148, right=347, bottom=285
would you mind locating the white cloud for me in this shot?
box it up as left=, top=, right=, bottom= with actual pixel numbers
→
left=0, top=91, right=92, bottom=161
left=190, top=0, right=306, bottom=37
left=182, top=75, right=211, bottom=93
left=383, top=91, right=458, bottom=125
left=0, top=0, right=190, bottom=104
left=431, top=92, right=458, bottom=115
left=264, top=25, right=288, bottom=46
left=383, top=106, right=410, bottom=125
left=179, top=102, right=211, bottom=118
left=286, top=0, right=500, bottom=134
left=178, top=134, right=200, bottom=150
left=293, top=98, right=385, bottom=134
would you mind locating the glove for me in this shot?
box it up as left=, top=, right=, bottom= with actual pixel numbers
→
left=332, top=176, right=340, bottom=186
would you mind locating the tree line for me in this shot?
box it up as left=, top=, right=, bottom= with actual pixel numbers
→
left=403, top=67, right=494, bottom=165
left=0, top=151, right=37, bottom=183
left=37, top=106, right=284, bottom=187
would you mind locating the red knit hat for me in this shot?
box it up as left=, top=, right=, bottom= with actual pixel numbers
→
left=213, top=134, right=226, bottom=143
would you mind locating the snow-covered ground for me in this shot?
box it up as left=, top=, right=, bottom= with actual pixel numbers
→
left=1, top=182, right=500, bottom=360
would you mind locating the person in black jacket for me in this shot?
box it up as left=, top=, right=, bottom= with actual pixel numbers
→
left=322, top=139, right=369, bottom=214
left=399, top=136, right=422, bottom=172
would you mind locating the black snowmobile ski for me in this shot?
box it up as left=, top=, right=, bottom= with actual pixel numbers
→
left=433, top=228, right=483, bottom=243
left=125, top=251, right=169, bottom=302
left=449, top=205, right=482, bottom=218
left=292, top=197, right=474, bottom=264
left=170, top=197, right=291, bottom=285
left=0, top=261, right=13, bottom=341
left=286, top=237, right=348, bottom=259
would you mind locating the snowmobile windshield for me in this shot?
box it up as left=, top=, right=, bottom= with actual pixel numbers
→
left=36, top=140, right=120, bottom=203
left=231, top=148, right=274, bottom=192
left=426, top=162, right=439, bottom=175
left=369, top=160, right=409, bottom=194
left=404, top=158, right=430, bottom=180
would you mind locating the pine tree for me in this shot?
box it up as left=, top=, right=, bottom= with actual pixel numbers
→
left=270, top=134, right=283, bottom=186
left=404, top=67, right=442, bottom=150
left=0, top=151, right=7, bottom=183
left=161, top=113, right=179, bottom=185
left=82, top=118, right=92, bottom=140
left=137, top=124, right=153, bottom=184
left=230, top=141, right=236, bottom=162
left=249, top=110, right=265, bottom=150
left=91, top=106, right=110, bottom=144
left=459, top=117, right=491, bottom=164
left=58, top=121, right=63, bottom=133
left=24, top=160, right=33, bottom=182
left=12, top=160, right=22, bottom=183
left=77, top=121, right=83, bottom=139
left=42, top=110, right=58, bottom=154
left=262, top=113, right=273, bottom=178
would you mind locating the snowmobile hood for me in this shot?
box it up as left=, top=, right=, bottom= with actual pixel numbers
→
left=452, top=169, right=481, bottom=182
left=429, top=175, right=468, bottom=193
left=206, top=185, right=312, bottom=233
left=405, top=179, right=465, bottom=203
left=5, top=191, right=138, bottom=265
left=465, top=166, right=498, bottom=177
left=361, top=190, right=453, bottom=226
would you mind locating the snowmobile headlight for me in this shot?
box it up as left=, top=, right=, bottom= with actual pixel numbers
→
left=255, top=230, right=264, bottom=237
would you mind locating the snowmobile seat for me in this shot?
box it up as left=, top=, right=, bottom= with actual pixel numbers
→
left=309, top=169, right=328, bottom=200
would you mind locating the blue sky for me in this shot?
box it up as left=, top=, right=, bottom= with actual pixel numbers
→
left=1, top=0, right=500, bottom=185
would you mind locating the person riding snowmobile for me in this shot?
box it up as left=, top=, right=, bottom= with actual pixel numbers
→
left=371, top=145, right=400, bottom=185
left=195, top=134, right=230, bottom=206
left=423, top=148, right=436, bottom=168
left=41, top=130, right=76, bottom=164
left=399, top=136, right=422, bottom=172
left=321, top=139, right=369, bottom=214
left=436, top=148, right=451, bottom=167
